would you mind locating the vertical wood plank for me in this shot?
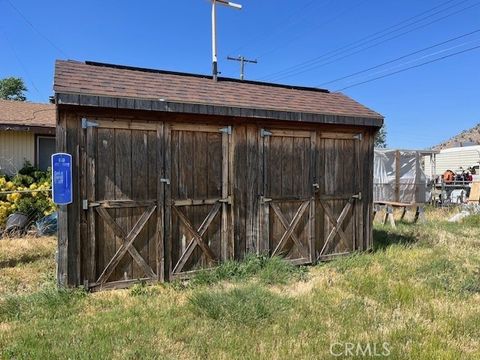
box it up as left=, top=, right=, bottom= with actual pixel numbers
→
left=309, top=131, right=316, bottom=263
left=79, top=115, right=88, bottom=285
left=66, top=114, right=80, bottom=286
left=228, top=126, right=235, bottom=259
left=156, top=122, right=164, bottom=281
left=114, top=128, right=132, bottom=280
left=56, top=110, right=68, bottom=287
left=221, top=130, right=229, bottom=261
left=246, top=125, right=258, bottom=254
left=86, top=123, right=97, bottom=282
left=233, top=125, right=247, bottom=259
left=164, top=123, right=172, bottom=280
left=260, top=131, right=270, bottom=254
left=96, top=127, right=115, bottom=282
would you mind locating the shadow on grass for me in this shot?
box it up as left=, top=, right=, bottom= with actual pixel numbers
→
left=373, top=225, right=418, bottom=252
left=0, top=253, right=52, bottom=269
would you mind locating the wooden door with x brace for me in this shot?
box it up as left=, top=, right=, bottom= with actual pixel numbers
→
left=260, top=129, right=316, bottom=265
left=81, top=118, right=163, bottom=291
left=164, top=123, right=233, bottom=279
left=316, top=132, right=364, bottom=260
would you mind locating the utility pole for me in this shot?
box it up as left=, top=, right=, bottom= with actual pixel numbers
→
left=211, top=0, right=242, bottom=81
left=227, top=56, right=258, bottom=80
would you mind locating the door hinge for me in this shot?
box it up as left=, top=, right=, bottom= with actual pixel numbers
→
left=160, top=178, right=170, bottom=185
left=261, top=129, right=272, bottom=137
left=353, top=133, right=363, bottom=141
left=82, top=200, right=100, bottom=209
left=261, top=196, right=272, bottom=204
left=219, top=126, right=232, bottom=135
left=81, top=118, right=99, bottom=129
left=352, top=192, right=362, bottom=200
left=219, top=196, right=232, bottom=204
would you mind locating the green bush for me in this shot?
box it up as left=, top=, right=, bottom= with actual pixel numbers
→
left=0, top=161, right=54, bottom=227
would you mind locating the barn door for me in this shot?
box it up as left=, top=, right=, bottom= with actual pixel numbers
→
left=260, top=129, right=316, bottom=265
left=165, top=123, right=233, bottom=279
left=82, top=118, right=163, bottom=290
left=316, top=132, right=364, bottom=260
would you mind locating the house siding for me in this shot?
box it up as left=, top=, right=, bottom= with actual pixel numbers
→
left=0, top=131, right=35, bottom=176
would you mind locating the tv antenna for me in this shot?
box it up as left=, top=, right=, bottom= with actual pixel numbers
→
left=210, top=0, right=242, bottom=81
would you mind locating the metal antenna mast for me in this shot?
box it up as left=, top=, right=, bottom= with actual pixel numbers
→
left=227, top=56, right=257, bottom=80
left=211, top=0, right=242, bottom=81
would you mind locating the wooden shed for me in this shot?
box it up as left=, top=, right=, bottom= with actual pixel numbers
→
left=54, top=60, right=383, bottom=290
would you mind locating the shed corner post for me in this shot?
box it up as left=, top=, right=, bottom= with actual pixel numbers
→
left=56, top=110, right=68, bottom=288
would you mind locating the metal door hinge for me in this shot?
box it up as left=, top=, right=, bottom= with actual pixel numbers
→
left=81, top=118, right=99, bottom=129
left=353, top=133, right=363, bottom=141
left=219, top=126, right=232, bottom=135
left=160, top=178, right=170, bottom=185
left=219, top=196, right=232, bottom=204
left=82, top=199, right=88, bottom=210
left=261, top=129, right=272, bottom=137
left=352, top=192, right=362, bottom=200
left=261, top=196, right=272, bottom=204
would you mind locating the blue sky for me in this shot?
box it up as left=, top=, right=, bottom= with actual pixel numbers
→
left=1, top=0, right=479, bottom=148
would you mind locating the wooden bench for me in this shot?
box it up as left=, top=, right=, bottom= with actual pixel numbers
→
left=373, top=201, right=424, bottom=228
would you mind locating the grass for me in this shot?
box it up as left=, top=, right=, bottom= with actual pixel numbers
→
left=0, top=210, right=479, bottom=359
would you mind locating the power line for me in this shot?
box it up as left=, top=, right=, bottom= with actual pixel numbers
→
left=335, top=43, right=480, bottom=91
left=5, top=0, right=68, bottom=57
left=268, top=1, right=480, bottom=82
left=0, top=28, right=42, bottom=97
left=228, top=0, right=321, bottom=56
left=259, top=0, right=464, bottom=80
left=256, top=0, right=369, bottom=60
left=259, top=0, right=475, bottom=81
left=318, top=28, right=480, bottom=87
left=266, top=0, right=479, bottom=82
left=342, top=38, right=480, bottom=83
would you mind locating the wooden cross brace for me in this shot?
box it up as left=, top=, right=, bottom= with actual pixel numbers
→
left=318, top=198, right=354, bottom=260
left=96, top=205, right=157, bottom=285
left=172, top=203, right=220, bottom=274
left=271, top=201, right=310, bottom=258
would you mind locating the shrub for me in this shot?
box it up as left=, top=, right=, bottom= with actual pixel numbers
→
left=0, top=161, right=54, bottom=227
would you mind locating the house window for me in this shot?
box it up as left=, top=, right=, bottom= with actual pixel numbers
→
left=36, top=136, right=56, bottom=171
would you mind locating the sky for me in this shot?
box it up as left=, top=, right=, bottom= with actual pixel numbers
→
left=1, top=0, right=479, bottom=149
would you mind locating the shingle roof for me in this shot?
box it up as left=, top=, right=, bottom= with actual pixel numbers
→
left=54, top=60, right=383, bottom=122
left=0, top=100, right=55, bottom=128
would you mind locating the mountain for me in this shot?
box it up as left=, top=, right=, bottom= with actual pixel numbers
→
left=433, top=123, right=480, bottom=150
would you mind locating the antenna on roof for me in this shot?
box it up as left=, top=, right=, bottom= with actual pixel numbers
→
left=210, top=0, right=242, bottom=81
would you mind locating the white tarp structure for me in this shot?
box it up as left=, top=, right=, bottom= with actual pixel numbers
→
left=374, top=149, right=429, bottom=204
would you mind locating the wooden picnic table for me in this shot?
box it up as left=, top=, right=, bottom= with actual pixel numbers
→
left=373, top=201, right=424, bottom=228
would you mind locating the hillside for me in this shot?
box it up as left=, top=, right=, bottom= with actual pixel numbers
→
left=434, top=123, right=480, bottom=150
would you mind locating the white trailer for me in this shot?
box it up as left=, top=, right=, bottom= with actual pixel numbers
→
left=424, top=145, right=480, bottom=178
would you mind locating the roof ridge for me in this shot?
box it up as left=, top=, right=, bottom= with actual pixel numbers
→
left=81, top=60, right=330, bottom=94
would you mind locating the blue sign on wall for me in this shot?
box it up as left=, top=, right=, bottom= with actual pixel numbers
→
left=52, top=153, right=73, bottom=205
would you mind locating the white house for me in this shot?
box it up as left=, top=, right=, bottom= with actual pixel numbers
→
left=0, top=100, right=56, bottom=176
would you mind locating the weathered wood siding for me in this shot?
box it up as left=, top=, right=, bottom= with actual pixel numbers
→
left=57, top=108, right=377, bottom=289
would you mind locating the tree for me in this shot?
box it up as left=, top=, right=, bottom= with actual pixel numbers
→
left=375, top=124, right=387, bottom=148
left=0, top=77, right=27, bottom=101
